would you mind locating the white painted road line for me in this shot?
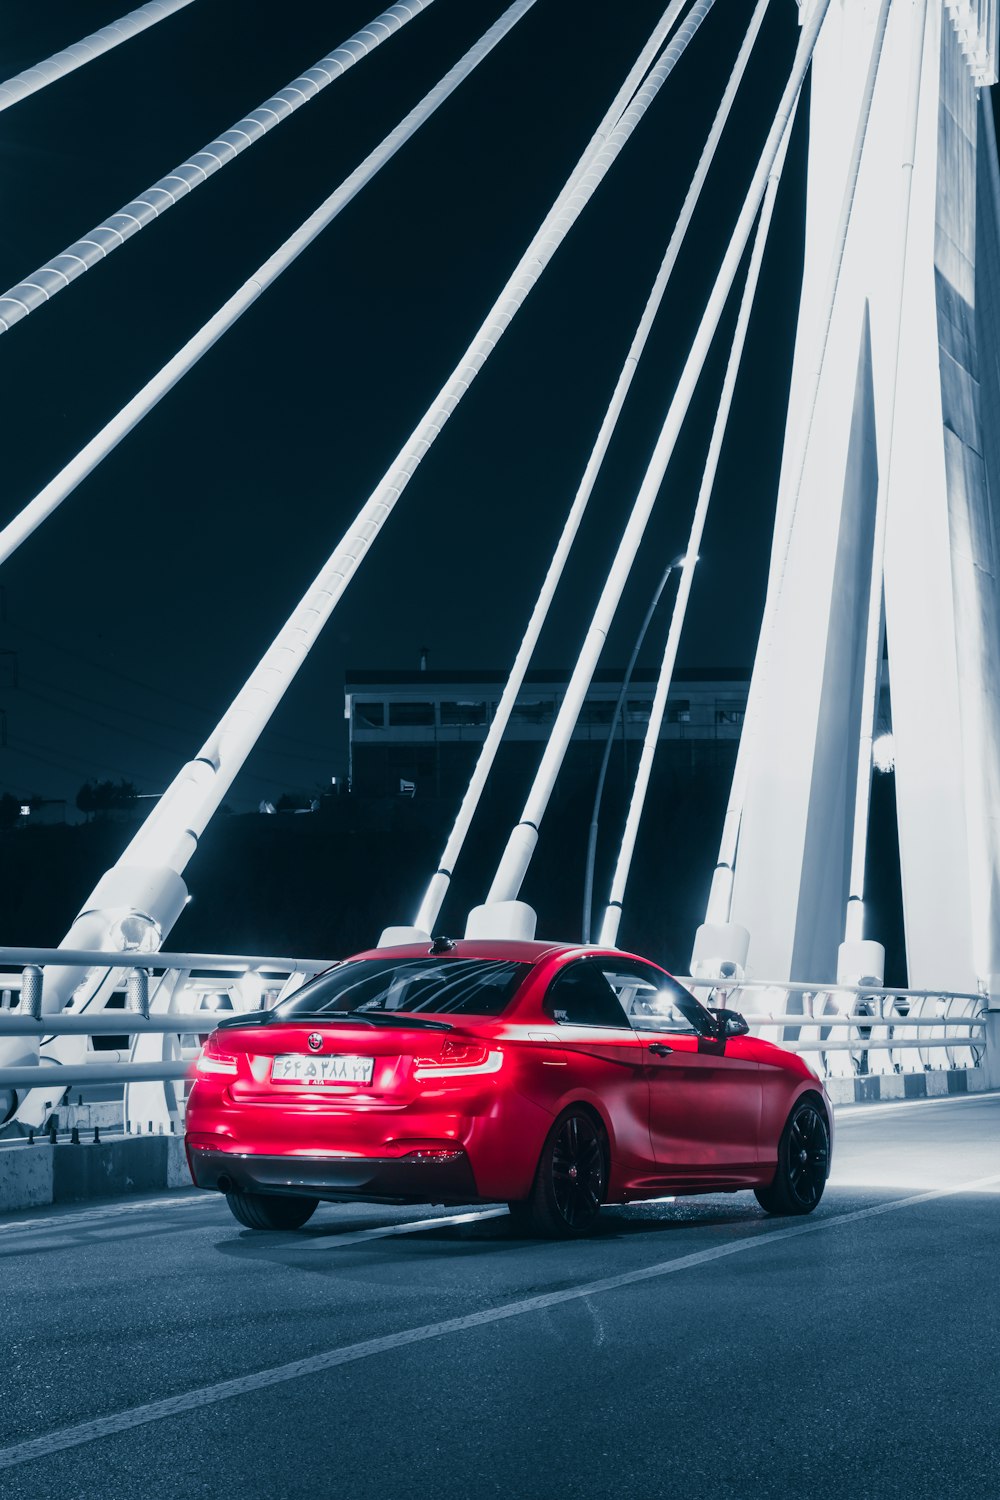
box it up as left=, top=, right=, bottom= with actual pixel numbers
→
left=0, top=1194, right=215, bottom=1237
left=3, top=1169, right=999, bottom=1471
left=295, top=1207, right=508, bottom=1250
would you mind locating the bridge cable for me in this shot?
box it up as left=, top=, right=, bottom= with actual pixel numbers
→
left=0, top=2, right=437, bottom=335
left=0, top=0, right=539, bottom=570
left=413, top=0, right=773, bottom=935
left=108, top=1, right=700, bottom=879
left=482, top=0, right=832, bottom=912
left=4, top=0, right=692, bottom=1124
left=704, top=0, right=894, bottom=929
left=0, top=1, right=197, bottom=114
left=0, top=0, right=690, bottom=1134
left=597, top=104, right=798, bottom=948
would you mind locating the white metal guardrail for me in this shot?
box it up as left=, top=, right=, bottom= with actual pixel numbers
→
left=0, top=945, right=336, bottom=1130
left=0, top=953, right=993, bottom=1133
left=682, top=978, right=988, bottom=1077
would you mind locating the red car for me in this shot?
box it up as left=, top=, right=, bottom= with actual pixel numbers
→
left=185, top=939, right=833, bottom=1236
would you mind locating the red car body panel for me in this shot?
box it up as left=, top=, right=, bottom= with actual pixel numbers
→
left=185, top=940, right=833, bottom=1206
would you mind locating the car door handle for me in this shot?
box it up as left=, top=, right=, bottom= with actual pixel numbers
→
left=647, top=1043, right=673, bottom=1058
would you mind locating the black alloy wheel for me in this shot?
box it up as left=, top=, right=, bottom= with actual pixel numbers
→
left=225, top=1190, right=319, bottom=1231
left=517, top=1108, right=607, bottom=1238
left=754, top=1100, right=830, bottom=1216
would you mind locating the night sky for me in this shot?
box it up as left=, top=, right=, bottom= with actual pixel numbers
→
left=0, top=1, right=813, bottom=816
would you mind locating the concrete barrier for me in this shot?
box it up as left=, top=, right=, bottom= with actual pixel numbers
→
left=0, top=1142, right=54, bottom=1210
left=166, top=1136, right=191, bottom=1189
left=53, top=1136, right=170, bottom=1203
left=62, top=1100, right=126, bottom=1132
left=1, top=1135, right=192, bottom=1213
left=824, top=1068, right=987, bottom=1106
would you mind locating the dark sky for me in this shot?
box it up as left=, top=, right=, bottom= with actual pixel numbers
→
left=0, top=0, right=809, bottom=814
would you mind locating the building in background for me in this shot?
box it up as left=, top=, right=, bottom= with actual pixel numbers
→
left=345, top=667, right=755, bottom=800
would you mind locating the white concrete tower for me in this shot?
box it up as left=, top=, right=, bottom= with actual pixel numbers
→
left=720, top=0, right=1000, bottom=989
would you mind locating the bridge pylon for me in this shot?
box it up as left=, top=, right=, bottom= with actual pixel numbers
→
left=706, top=0, right=1000, bottom=992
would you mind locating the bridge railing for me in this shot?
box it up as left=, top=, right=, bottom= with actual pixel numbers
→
left=682, top=977, right=987, bottom=1078
left=0, top=953, right=992, bottom=1128
left=0, top=945, right=336, bottom=1130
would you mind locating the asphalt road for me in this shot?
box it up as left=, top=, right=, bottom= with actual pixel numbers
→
left=1, top=1094, right=998, bottom=1500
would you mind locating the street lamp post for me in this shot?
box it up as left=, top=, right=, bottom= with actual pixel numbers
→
left=581, top=554, right=685, bottom=943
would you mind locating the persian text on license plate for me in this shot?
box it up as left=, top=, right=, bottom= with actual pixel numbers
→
left=271, top=1054, right=375, bottom=1085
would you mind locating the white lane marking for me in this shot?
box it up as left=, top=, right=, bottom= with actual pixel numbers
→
left=293, top=1207, right=507, bottom=1251
left=835, top=1091, right=999, bottom=1121
left=3, top=1170, right=999, bottom=1471
left=0, top=1194, right=215, bottom=1237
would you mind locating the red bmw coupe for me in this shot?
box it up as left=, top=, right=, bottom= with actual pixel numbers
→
left=185, top=939, right=833, bottom=1236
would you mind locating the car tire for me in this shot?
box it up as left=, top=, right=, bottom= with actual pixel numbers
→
left=225, top=1191, right=318, bottom=1231
left=754, top=1098, right=830, bottom=1216
left=524, top=1107, right=607, bottom=1238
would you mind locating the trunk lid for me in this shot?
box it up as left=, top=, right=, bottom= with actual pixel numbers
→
left=216, top=1018, right=464, bottom=1108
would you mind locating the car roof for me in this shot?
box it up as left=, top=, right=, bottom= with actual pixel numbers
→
left=346, top=939, right=632, bottom=965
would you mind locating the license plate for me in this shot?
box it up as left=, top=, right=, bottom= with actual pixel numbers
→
left=270, top=1054, right=375, bottom=1086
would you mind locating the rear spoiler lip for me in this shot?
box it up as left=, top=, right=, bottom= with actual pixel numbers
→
left=214, top=1010, right=455, bottom=1033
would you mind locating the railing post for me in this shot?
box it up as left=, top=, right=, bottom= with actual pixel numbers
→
left=126, top=967, right=150, bottom=1020
left=984, top=977, right=1000, bottom=1091
left=21, top=964, right=42, bottom=1019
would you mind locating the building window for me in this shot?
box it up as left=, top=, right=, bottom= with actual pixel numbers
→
left=440, top=700, right=488, bottom=726
left=388, top=701, right=436, bottom=727
left=579, top=699, right=616, bottom=725
left=511, top=699, right=552, bottom=725
left=667, top=699, right=691, bottom=723
left=353, top=700, right=385, bottom=729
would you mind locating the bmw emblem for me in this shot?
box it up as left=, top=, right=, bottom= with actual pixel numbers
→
left=307, top=1033, right=323, bottom=1052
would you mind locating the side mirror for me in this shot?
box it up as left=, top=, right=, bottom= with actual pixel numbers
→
left=709, top=1007, right=750, bottom=1039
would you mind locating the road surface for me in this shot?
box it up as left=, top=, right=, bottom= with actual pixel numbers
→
left=1, top=1093, right=998, bottom=1499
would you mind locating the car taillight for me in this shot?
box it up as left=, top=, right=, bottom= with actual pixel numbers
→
left=195, top=1037, right=239, bottom=1076
left=413, top=1040, right=503, bottom=1080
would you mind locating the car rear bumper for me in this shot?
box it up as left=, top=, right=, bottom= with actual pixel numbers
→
left=187, top=1144, right=482, bottom=1205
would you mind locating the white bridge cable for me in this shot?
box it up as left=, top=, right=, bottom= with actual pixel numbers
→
left=0, top=0, right=539, bottom=570
left=0, top=1, right=196, bottom=114
left=484, top=0, right=832, bottom=910
left=706, top=0, right=894, bottom=924
left=845, top=0, right=929, bottom=942
left=118, top=0, right=701, bottom=877
left=414, top=0, right=773, bottom=935
left=598, top=105, right=798, bottom=949
left=0, top=1, right=435, bottom=335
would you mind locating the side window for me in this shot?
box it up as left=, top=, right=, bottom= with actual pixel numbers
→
left=544, top=962, right=631, bottom=1028
left=602, top=962, right=706, bottom=1035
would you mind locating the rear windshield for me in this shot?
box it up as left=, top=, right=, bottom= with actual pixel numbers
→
left=273, top=957, right=530, bottom=1020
